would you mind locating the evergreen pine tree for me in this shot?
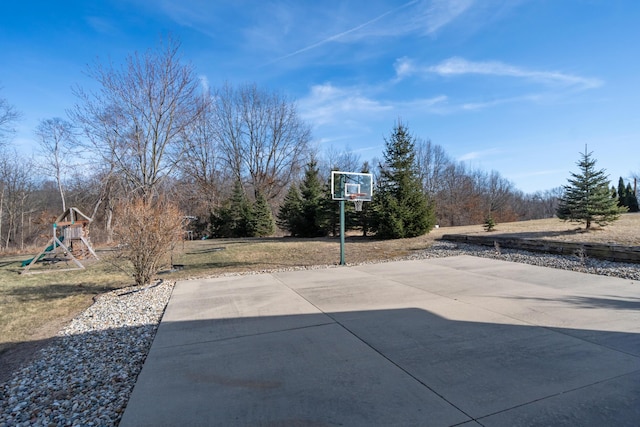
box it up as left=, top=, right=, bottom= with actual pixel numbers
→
left=277, top=184, right=303, bottom=236
left=355, top=161, right=373, bottom=236
left=323, top=172, right=341, bottom=237
left=230, top=180, right=253, bottom=237
left=625, top=183, right=639, bottom=212
left=556, top=149, right=626, bottom=229
left=298, top=159, right=328, bottom=237
left=483, top=213, right=496, bottom=231
left=210, top=180, right=253, bottom=237
left=209, top=206, right=232, bottom=237
left=371, top=121, right=436, bottom=239
left=251, top=190, right=275, bottom=236
left=617, top=177, right=626, bottom=207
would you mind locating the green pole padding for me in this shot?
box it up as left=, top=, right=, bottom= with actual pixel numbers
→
left=340, top=200, right=345, bottom=265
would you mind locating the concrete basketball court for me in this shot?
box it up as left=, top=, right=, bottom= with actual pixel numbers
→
left=120, top=255, right=640, bottom=427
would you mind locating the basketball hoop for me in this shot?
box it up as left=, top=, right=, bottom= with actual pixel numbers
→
left=332, top=172, right=373, bottom=266
left=349, top=193, right=365, bottom=212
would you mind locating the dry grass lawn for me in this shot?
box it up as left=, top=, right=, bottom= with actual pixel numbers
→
left=1, top=213, right=638, bottom=381
left=432, top=213, right=640, bottom=246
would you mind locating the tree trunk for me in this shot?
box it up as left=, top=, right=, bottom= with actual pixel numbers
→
left=5, top=214, right=12, bottom=250
left=58, top=176, right=66, bottom=212
left=105, top=203, right=114, bottom=244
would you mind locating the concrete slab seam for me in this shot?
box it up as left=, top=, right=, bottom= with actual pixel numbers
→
left=543, top=326, right=640, bottom=359
left=473, top=368, right=640, bottom=424
left=154, top=320, right=337, bottom=350
left=272, top=270, right=477, bottom=423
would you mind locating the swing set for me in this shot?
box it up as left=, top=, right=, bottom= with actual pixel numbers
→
left=21, top=207, right=99, bottom=274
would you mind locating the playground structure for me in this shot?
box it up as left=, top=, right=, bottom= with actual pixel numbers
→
left=21, top=207, right=99, bottom=274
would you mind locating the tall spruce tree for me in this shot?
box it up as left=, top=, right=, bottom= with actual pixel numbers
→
left=210, top=180, right=253, bottom=237
left=298, top=159, right=327, bottom=237
left=617, top=177, right=626, bottom=207
left=371, top=121, right=436, bottom=239
left=277, top=184, right=303, bottom=236
left=625, top=183, right=639, bottom=212
left=614, top=177, right=640, bottom=212
left=251, top=190, right=275, bottom=236
left=556, top=149, right=626, bottom=229
left=323, top=171, right=341, bottom=237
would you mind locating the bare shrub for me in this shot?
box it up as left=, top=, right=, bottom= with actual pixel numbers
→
left=114, top=196, right=184, bottom=286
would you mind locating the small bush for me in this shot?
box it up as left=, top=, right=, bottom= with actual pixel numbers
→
left=114, top=196, right=184, bottom=286
left=484, top=214, right=496, bottom=232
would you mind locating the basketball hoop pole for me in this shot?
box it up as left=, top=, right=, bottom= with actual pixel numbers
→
left=339, top=200, right=346, bottom=265
left=332, top=170, right=372, bottom=266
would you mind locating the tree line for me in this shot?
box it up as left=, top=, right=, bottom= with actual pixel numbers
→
left=613, top=177, right=639, bottom=213
left=0, top=36, right=620, bottom=256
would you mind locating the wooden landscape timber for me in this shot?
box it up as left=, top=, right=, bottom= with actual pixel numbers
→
left=441, top=234, right=640, bottom=264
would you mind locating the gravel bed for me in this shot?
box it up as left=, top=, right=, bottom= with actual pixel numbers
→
left=0, top=281, right=173, bottom=427
left=410, top=241, right=640, bottom=281
left=1, top=243, right=638, bottom=426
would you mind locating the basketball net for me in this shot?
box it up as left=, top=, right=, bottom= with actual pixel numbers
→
left=349, top=194, right=365, bottom=212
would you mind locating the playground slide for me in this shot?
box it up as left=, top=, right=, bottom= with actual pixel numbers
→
left=21, top=236, right=64, bottom=267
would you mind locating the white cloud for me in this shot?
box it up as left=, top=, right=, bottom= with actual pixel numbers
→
left=299, top=83, right=447, bottom=127
left=271, top=1, right=420, bottom=63
left=457, top=148, right=500, bottom=162
left=397, top=95, right=449, bottom=111
left=391, top=56, right=602, bottom=113
left=370, top=0, right=475, bottom=38
left=425, top=57, right=603, bottom=89
left=460, top=94, right=543, bottom=111
left=198, top=75, right=210, bottom=93
left=394, top=57, right=416, bottom=80
left=419, top=0, right=475, bottom=35
left=270, top=0, right=475, bottom=63
left=299, top=83, right=392, bottom=126
left=85, top=16, right=118, bottom=35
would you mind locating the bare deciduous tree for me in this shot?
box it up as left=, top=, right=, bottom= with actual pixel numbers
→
left=35, top=117, right=77, bottom=211
left=436, top=162, right=470, bottom=226
left=415, top=138, right=451, bottom=197
left=0, top=89, right=21, bottom=145
left=71, top=36, right=203, bottom=197
left=212, top=83, right=311, bottom=203
left=0, top=151, right=34, bottom=250
left=323, top=145, right=362, bottom=176
left=481, top=170, right=517, bottom=221
left=179, top=91, right=225, bottom=215
left=65, top=165, right=122, bottom=243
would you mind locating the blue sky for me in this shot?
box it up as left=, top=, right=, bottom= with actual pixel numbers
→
left=1, top=0, right=639, bottom=194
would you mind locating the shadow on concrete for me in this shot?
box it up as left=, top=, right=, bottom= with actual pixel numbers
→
left=121, top=307, right=640, bottom=427
left=506, top=295, right=640, bottom=312
left=3, top=302, right=639, bottom=427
